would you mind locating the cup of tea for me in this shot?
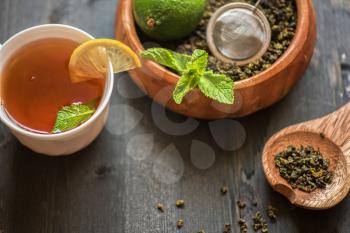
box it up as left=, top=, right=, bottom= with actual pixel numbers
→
left=0, top=24, right=114, bottom=156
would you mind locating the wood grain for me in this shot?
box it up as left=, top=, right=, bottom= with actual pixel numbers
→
left=0, top=0, right=349, bottom=232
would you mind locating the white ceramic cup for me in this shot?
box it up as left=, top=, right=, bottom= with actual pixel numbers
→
left=0, top=24, right=114, bottom=156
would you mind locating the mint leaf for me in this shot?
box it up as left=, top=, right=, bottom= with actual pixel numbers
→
left=198, top=71, right=235, bottom=104
left=187, top=49, right=208, bottom=75
left=52, top=101, right=97, bottom=133
left=173, top=72, right=199, bottom=104
left=141, top=48, right=235, bottom=105
left=85, top=98, right=100, bottom=109
left=173, top=49, right=208, bottom=104
left=141, top=48, right=191, bottom=73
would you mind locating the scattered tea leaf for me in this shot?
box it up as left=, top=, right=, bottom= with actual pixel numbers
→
left=176, top=200, right=185, bottom=208
left=237, top=200, right=246, bottom=209
left=157, top=203, right=165, bottom=212
left=266, top=205, right=279, bottom=222
left=221, top=186, right=228, bottom=195
left=238, top=218, right=248, bottom=233
left=253, top=212, right=268, bottom=233
left=223, top=223, right=231, bottom=233
left=177, top=219, right=184, bottom=229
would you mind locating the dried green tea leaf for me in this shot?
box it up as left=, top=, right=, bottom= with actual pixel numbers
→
left=177, top=219, right=184, bottom=229
left=266, top=205, right=279, bottom=221
left=238, top=219, right=248, bottom=233
left=175, top=200, right=185, bottom=208
left=172, top=0, right=297, bottom=81
left=237, top=200, right=246, bottom=209
left=252, top=212, right=268, bottom=233
left=221, top=186, right=228, bottom=195
left=274, top=145, right=333, bottom=192
left=223, top=223, right=231, bottom=233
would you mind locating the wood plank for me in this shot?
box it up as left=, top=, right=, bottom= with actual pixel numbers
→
left=0, top=0, right=349, bottom=232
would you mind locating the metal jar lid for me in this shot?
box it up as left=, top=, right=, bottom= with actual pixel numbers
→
left=206, top=2, right=271, bottom=66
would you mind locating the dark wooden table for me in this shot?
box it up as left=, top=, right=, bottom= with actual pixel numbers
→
left=1, top=0, right=350, bottom=232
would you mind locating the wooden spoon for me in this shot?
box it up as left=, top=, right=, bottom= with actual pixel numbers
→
left=262, top=102, right=350, bottom=210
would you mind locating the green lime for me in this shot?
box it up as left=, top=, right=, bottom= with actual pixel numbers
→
left=133, top=0, right=207, bottom=42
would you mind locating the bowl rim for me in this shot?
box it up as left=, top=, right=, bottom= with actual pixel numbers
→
left=118, top=0, right=311, bottom=90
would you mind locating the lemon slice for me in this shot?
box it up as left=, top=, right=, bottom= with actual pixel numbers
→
left=69, top=39, right=141, bottom=83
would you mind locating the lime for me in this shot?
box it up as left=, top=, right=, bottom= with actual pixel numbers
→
left=133, top=0, right=207, bottom=42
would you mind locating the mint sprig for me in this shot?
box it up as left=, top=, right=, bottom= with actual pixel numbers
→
left=52, top=99, right=97, bottom=133
left=141, top=48, right=191, bottom=73
left=141, top=48, right=234, bottom=104
left=199, top=70, right=234, bottom=104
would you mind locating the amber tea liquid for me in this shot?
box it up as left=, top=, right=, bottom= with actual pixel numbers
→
left=1, top=38, right=105, bottom=133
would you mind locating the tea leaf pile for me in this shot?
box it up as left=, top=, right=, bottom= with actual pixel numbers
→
left=166, top=0, right=297, bottom=81
left=274, top=145, right=333, bottom=192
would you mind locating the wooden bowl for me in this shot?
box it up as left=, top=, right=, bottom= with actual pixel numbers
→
left=115, top=0, right=316, bottom=119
